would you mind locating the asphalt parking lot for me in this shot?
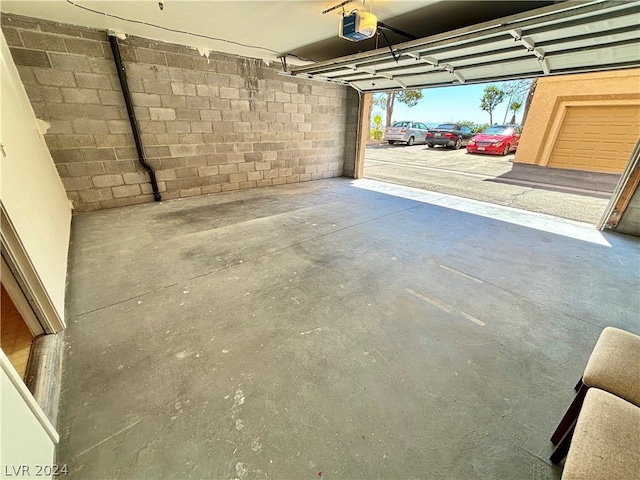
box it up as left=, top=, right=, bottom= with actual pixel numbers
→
left=364, top=143, right=614, bottom=224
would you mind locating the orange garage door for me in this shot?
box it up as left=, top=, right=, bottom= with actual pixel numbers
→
left=548, top=104, right=640, bottom=173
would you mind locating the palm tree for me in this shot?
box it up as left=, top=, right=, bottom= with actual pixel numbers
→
left=509, top=101, right=522, bottom=124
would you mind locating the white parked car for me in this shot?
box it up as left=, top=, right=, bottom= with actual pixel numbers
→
left=384, top=121, right=429, bottom=146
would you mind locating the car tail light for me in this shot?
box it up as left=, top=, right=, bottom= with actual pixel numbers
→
left=444, top=133, right=455, bottom=138
left=426, top=132, right=432, bottom=137
left=400, top=128, right=406, bottom=133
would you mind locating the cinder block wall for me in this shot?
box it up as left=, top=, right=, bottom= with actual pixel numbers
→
left=1, top=14, right=359, bottom=212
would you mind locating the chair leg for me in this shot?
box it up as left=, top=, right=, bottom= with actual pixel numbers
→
left=550, top=417, right=577, bottom=465
left=574, top=377, right=583, bottom=391
left=550, top=383, right=588, bottom=445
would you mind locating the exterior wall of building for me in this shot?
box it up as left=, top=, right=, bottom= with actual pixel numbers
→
left=514, top=69, right=640, bottom=171
left=1, top=14, right=359, bottom=212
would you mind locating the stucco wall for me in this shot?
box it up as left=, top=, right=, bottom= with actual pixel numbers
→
left=514, top=69, right=640, bottom=167
left=1, top=14, right=359, bottom=212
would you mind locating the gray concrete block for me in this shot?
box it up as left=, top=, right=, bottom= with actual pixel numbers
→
left=166, top=121, right=191, bottom=133
left=131, top=93, right=162, bottom=107
left=221, top=110, right=241, bottom=122
left=267, top=102, right=284, bottom=113
left=139, top=121, right=167, bottom=134
left=175, top=167, right=198, bottom=179
left=84, top=105, right=123, bottom=120
left=34, top=68, right=77, bottom=87
left=204, top=72, right=229, bottom=86
left=133, top=106, right=150, bottom=121
left=20, top=30, right=66, bottom=52
left=99, top=90, right=125, bottom=106
left=135, top=48, right=167, bottom=66
left=200, top=110, right=222, bottom=122
left=92, top=174, right=124, bottom=188
left=93, top=134, right=132, bottom=148
left=149, top=107, right=176, bottom=121
left=60, top=87, right=99, bottom=104
left=144, top=146, right=171, bottom=157
left=50, top=149, right=83, bottom=164
left=62, top=175, right=93, bottom=191
left=219, top=87, right=240, bottom=99
left=170, top=82, right=196, bottom=96
left=187, top=96, right=209, bottom=109
left=160, top=95, right=187, bottom=109
left=221, top=182, right=240, bottom=191
left=123, top=171, right=149, bottom=185
left=254, top=160, right=271, bottom=171
left=15, top=66, right=37, bottom=85
left=64, top=38, right=104, bottom=57
left=197, top=166, right=219, bottom=177
left=71, top=118, right=108, bottom=135
left=167, top=67, right=183, bottom=82
left=67, top=162, right=106, bottom=177
left=81, top=148, right=116, bottom=162
left=143, top=79, right=172, bottom=95
left=165, top=53, right=194, bottom=69
left=47, top=120, right=73, bottom=134
left=154, top=133, right=180, bottom=145
left=175, top=109, right=200, bottom=121
left=219, top=164, right=237, bottom=175
left=190, top=122, right=213, bottom=133
left=195, top=84, right=218, bottom=97
left=75, top=72, right=112, bottom=90
left=112, top=184, right=142, bottom=198
left=55, top=134, right=96, bottom=149
left=78, top=187, right=113, bottom=203
left=9, top=47, right=52, bottom=68
left=85, top=58, right=115, bottom=77
left=2, top=27, right=23, bottom=47
left=169, top=144, right=196, bottom=156
left=183, top=70, right=206, bottom=84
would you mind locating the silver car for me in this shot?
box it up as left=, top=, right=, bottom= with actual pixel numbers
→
left=384, top=121, right=428, bottom=146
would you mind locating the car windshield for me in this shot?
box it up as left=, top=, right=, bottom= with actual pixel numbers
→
left=482, top=126, right=514, bottom=135
left=436, top=124, right=456, bottom=130
left=391, top=121, right=411, bottom=127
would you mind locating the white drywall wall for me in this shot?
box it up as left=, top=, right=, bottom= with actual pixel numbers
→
left=0, top=30, right=72, bottom=323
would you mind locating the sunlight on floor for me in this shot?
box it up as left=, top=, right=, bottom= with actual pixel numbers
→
left=352, top=178, right=612, bottom=247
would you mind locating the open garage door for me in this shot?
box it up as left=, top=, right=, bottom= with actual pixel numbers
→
left=285, top=1, right=640, bottom=92
left=548, top=104, right=640, bottom=173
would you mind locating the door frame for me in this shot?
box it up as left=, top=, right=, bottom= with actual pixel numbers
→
left=0, top=205, right=65, bottom=334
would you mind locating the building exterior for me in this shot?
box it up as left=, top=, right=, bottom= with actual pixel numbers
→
left=515, top=69, right=640, bottom=174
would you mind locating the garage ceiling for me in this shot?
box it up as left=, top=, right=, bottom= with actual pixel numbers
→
left=1, top=1, right=554, bottom=63
left=286, top=0, right=640, bottom=92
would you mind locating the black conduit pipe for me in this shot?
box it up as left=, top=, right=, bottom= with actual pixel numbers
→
left=108, top=33, right=161, bottom=201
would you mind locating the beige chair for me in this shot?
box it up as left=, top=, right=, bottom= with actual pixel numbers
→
left=550, top=327, right=640, bottom=449
left=554, top=388, right=640, bottom=479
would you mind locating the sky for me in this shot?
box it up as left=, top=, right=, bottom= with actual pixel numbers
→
left=372, top=82, right=522, bottom=127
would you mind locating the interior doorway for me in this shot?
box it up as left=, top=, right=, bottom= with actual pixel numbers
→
left=1, top=283, right=35, bottom=378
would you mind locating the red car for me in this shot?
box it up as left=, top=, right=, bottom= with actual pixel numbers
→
left=466, top=125, right=522, bottom=156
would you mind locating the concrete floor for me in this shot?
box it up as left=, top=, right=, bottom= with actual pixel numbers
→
left=58, top=178, right=640, bottom=479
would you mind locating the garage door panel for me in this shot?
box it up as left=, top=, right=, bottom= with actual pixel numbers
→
left=548, top=105, right=640, bottom=173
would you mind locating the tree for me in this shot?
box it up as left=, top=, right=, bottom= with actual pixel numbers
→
left=373, top=90, right=424, bottom=128
left=509, top=101, right=522, bottom=125
left=480, top=85, right=505, bottom=125
left=500, top=79, right=532, bottom=123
